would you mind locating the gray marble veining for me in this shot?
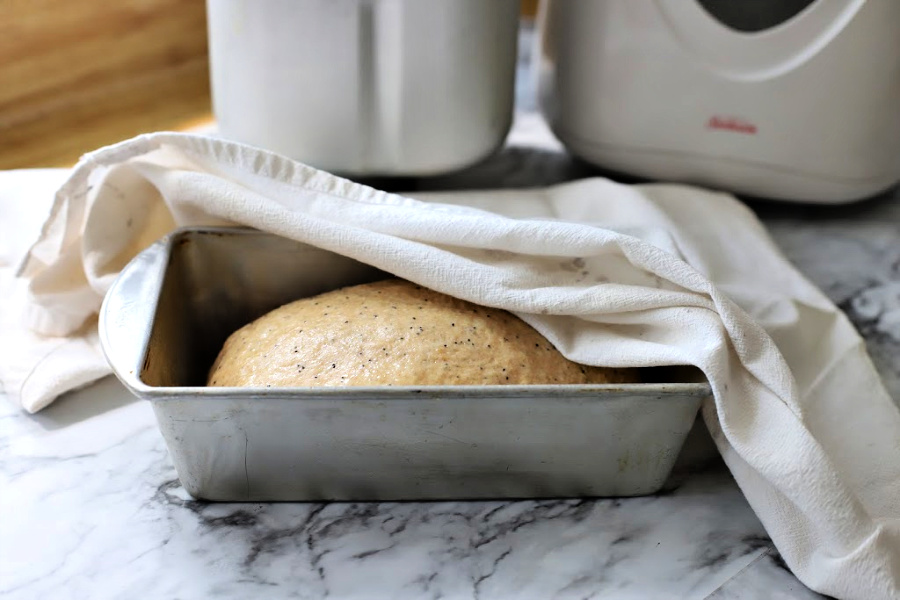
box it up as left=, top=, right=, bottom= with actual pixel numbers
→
left=0, top=378, right=777, bottom=600
left=707, top=550, right=831, bottom=600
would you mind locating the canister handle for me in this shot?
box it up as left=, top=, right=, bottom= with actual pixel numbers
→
left=98, top=236, right=170, bottom=393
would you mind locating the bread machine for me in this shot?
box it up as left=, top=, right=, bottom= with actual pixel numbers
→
left=538, top=0, right=900, bottom=203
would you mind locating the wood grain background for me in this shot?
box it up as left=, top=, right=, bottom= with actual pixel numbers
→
left=1, top=0, right=537, bottom=170
left=0, top=0, right=211, bottom=169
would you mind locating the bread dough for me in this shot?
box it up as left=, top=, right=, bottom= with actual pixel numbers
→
left=208, top=279, right=640, bottom=387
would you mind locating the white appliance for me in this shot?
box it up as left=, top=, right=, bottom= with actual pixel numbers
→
left=538, top=0, right=900, bottom=203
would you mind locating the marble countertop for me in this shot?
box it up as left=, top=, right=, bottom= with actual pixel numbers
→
left=3, top=28, right=900, bottom=600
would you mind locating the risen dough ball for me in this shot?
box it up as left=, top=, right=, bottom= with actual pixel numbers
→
left=208, top=279, right=640, bottom=387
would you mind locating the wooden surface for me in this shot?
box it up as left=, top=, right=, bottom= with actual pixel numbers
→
left=1, top=0, right=536, bottom=170
left=0, top=0, right=211, bottom=169
left=521, top=0, right=540, bottom=19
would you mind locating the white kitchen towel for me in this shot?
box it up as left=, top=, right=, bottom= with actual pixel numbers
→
left=2, top=133, right=898, bottom=600
left=0, top=168, right=112, bottom=411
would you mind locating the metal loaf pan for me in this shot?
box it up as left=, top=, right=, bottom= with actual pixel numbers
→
left=99, top=228, right=709, bottom=501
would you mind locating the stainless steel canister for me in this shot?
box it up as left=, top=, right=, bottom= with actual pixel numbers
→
left=207, top=0, right=520, bottom=176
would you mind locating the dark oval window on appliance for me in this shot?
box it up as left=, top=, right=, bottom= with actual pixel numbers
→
left=696, top=0, right=818, bottom=32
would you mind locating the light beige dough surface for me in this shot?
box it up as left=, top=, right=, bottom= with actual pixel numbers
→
left=208, top=279, right=640, bottom=387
